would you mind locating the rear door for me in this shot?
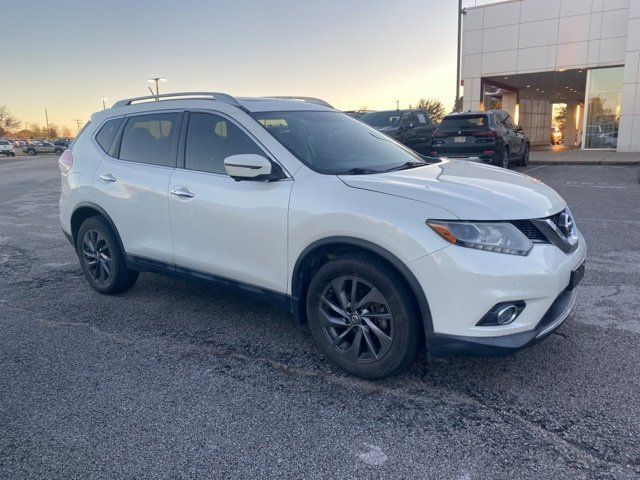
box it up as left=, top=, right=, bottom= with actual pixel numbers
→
left=92, top=112, right=182, bottom=264
left=501, top=113, right=524, bottom=157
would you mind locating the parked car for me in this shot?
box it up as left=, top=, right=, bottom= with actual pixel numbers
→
left=430, top=110, right=530, bottom=168
left=59, top=92, right=586, bottom=379
left=23, top=141, right=66, bottom=156
left=54, top=139, right=71, bottom=148
left=0, top=139, right=16, bottom=157
left=360, top=109, right=435, bottom=154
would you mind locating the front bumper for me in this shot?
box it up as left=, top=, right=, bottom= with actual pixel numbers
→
left=427, top=286, right=577, bottom=356
left=409, top=234, right=586, bottom=356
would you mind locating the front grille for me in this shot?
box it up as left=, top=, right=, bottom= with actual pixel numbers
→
left=511, top=210, right=565, bottom=244
left=511, top=220, right=548, bottom=242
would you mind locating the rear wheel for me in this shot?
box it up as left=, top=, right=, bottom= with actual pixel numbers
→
left=54, top=148, right=63, bottom=155
left=76, top=216, right=138, bottom=294
left=27, top=149, right=36, bottom=156
left=306, top=254, right=421, bottom=379
left=519, top=144, right=530, bottom=167
left=500, top=148, right=510, bottom=169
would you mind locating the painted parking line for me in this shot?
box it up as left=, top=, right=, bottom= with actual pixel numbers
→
left=520, top=165, right=548, bottom=174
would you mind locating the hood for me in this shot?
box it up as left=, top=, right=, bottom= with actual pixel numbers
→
left=339, top=159, right=566, bottom=220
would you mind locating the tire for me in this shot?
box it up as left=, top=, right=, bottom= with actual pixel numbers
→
left=306, top=254, right=422, bottom=379
left=54, top=149, right=63, bottom=155
left=76, top=216, right=139, bottom=294
left=10, top=152, right=15, bottom=157
left=500, top=148, right=509, bottom=169
left=519, top=144, right=530, bottom=167
left=27, top=149, right=36, bottom=156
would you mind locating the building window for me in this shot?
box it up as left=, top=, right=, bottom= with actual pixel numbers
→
left=584, top=67, right=623, bottom=149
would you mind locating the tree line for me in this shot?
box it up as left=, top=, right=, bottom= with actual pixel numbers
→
left=0, top=105, right=73, bottom=139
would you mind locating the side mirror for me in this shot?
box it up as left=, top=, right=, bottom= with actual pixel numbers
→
left=224, top=154, right=274, bottom=181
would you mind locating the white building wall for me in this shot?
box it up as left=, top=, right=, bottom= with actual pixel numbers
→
left=618, top=1, right=640, bottom=151
left=461, top=0, right=637, bottom=150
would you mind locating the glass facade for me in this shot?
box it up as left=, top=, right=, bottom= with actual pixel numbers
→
left=584, top=67, right=624, bottom=149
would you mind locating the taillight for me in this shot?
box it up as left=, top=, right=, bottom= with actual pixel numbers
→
left=58, top=149, right=73, bottom=174
left=473, top=130, right=498, bottom=138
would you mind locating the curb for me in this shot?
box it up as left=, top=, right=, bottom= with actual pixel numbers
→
left=529, top=160, right=640, bottom=166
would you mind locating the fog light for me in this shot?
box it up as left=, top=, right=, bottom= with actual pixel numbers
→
left=477, top=301, right=525, bottom=326
left=496, top=305, right=519, bottom=325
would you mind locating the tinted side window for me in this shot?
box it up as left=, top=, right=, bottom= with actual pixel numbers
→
left=403, top=112, right=418, bottom=126
left=504, top=115, right=516, bottom=130
left=95, top=118, right=123, bottom=154
left=119, top=113, right=180, bottom=167
left=185, top=112, right=264, bottom=175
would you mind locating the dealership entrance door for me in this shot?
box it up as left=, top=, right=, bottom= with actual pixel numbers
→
left=482, top=69, right=587, bottom=149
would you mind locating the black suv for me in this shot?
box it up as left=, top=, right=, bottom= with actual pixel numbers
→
left=360, top=109, right=435, bottom=154
left=430, top=110, right=530, bottom=168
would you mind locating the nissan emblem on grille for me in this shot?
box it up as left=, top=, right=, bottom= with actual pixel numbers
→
left=558, top=211, right=574, bottom=237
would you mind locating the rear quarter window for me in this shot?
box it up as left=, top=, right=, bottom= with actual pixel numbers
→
left=95, top=118, right=124, bottom=155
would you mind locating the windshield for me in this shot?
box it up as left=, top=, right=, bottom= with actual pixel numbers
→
left=360, top=111, right=403, bottom=128
left=252, top=111, right=427, bottom=174
left=438, top=115, right=488, bottom=130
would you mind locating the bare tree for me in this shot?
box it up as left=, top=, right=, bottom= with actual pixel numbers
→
left=416, top=98, right=446, bottom=124
left=0, top=106, right=21, bottom=136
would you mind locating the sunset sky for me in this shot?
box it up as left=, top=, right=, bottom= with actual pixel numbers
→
left=2, top=0, right=486, bottom=132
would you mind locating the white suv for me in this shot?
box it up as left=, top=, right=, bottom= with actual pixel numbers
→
left=0, top=139, right=16, bottom=157
left=59, top=92, right=586, bottom=378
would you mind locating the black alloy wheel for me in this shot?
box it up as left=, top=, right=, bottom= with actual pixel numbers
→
left=306, top=254, right=421, bottom=378
left=501, top=149, right=509, bottom=169
left=520, top=144, right=530, bottom=167
left=318, top=276, right=395, bottom=363
left=76, top=216, right=138, bottom=294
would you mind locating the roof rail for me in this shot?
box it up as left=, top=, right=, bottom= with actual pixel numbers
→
left=112, top=92, right=241, bottom=108
left=264, top=96, right=334, bottom=108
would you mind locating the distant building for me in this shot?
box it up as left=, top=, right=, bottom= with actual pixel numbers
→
left=461, top=0, right=639, bottom=151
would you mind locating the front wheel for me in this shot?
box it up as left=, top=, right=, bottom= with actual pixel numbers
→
left=54, top=148, right=63, bottom=155
left=27, top=149, right=36, bottom=156
left=76, top=216, right=138, bottom=294
left=306, top=254, right=421, bottom=379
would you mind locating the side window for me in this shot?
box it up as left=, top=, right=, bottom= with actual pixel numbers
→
left=403, top=112, right=418, bottom=127
left=119, top=113, right=180, bottom=167
left=185, top=112, right=264, bottom=175
left=504, top=114, right=516, bottom=130
left=0, top=141, right=8, bottom=145
left=95, top=118, right=123, bottom=154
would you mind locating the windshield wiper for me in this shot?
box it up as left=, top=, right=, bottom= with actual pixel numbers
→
left=341, top=167, right=383, bottom=175
left=384, top=161, right=427, bottom=172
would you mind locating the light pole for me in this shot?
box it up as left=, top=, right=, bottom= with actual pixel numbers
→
left=147, top=77, right=167, bottom=98
left=395, top=100, right=400, bottom=111
left=456, top=1, right=467, bottom=111
left=73, top=119, right=83, bottom=134
left=101, top=97, right=108, bottom=110
left=44, top=108, right=50, bottom=139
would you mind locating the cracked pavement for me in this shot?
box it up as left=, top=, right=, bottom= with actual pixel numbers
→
left=1, top=156, right=639, bottom=479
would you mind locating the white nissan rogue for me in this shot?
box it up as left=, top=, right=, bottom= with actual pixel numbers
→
left=59, top=92, right=586, bottom=378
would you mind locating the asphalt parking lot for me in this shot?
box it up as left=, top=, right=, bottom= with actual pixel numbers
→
left=1, top=155, right=639, bottom=479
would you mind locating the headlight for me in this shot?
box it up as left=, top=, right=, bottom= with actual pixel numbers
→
left=427, top=220, right=533, bottom=256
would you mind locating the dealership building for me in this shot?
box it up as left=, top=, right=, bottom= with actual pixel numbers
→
left=461, top=0, right=640, bottom=151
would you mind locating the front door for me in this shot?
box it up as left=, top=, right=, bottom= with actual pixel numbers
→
left=169, top=111, right=292, bottom=293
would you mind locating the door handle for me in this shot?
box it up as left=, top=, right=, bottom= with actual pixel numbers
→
left=99, top=173, right=117, bottom=182
left=170, top=186, right=195, bottom=198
